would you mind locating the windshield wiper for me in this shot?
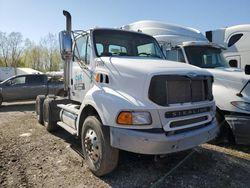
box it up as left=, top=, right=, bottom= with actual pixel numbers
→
left=138, top=52, right=162, bottom=59
left=150, top=54, right=163, bottom=59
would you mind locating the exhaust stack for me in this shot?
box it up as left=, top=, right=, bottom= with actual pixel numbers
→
left=62, top=10, right=72, bottom=94
left=63, top=10, right=72, bottom=32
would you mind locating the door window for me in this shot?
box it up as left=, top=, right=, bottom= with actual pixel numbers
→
left=228, top=33, right=243, bottom=47
left=26, top=75, right=45, bottom=85
left=74, top=35, right=88, bottom=64
left=165, top=48, right=185, bottom=63
left=10, top=76, right=26, bottom=85
left=86, top=36, right=91, bottom=64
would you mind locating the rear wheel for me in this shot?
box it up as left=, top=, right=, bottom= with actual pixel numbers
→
left=81, top=116, right=119, bottom=176
left=0, top=95, right=3, bottom=107
left=57, top=89, right=66, bottom=97
left=43, top=98, right=58, bottom=132
left=35, top=95, right=46, bottom=124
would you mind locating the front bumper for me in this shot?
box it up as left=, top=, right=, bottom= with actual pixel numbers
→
left=110, top=119, right=218, bottom=155
left=225, top=115, right=250, bottom=144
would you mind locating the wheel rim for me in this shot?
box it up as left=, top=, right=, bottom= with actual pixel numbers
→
left=84, top=128, right=101, bottom=164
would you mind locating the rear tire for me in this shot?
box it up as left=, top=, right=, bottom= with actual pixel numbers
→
left=0, top=95, right=2, bottom=107
left=81, top=116, right=119, bottom=176
left=57, top=89, right=66, bottom=97
left=35, top=95, right=46, bottom=125
left=43, top=98, right=58, bottom=132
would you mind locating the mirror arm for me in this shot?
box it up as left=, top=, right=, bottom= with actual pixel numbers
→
left=236, top=79, right=250, bottom=97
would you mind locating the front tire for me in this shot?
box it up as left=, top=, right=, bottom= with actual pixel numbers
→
left=81, top=116, right=119, bottom=176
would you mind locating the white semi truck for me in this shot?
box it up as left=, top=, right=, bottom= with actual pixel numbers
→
left=206, top=24, right=250, bottom=70
left=35, top=12, right=218, bottom=176
left=122, top=21, right=250, bottom=144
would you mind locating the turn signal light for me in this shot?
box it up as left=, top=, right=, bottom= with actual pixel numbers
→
left=117, top=112, right=133, bottom=125
left=116, top=111, right=152, bottom=125
left=95, top=73, right=100, bottom=82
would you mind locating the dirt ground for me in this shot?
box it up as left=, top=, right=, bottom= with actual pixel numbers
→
left=0, top=101, right=250, bottom=188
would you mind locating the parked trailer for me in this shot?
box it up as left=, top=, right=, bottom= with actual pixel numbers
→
left=0, top=67, right=42, bottom=82
left=122, top=20, right=250, bottom=144
left=36, top=12, right=218, bottom=176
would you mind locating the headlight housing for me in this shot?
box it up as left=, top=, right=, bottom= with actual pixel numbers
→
left=231, top=101, right=250, bottom=111
left=117, top=111, right=152, bottom=125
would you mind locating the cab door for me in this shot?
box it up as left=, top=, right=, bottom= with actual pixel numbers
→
left=71, top=34, right=93, bottom=102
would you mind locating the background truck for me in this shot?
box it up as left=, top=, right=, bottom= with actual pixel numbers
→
left=0, top=74, right=64, bottom=106
left=122, top=20, right=250, bottom=144
left=206, top=24, right=250, bottom=70
left=35, top=11, right=218, bottom=176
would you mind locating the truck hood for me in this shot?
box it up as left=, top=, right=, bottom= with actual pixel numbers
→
left=205, top=67, right=250, bottom=114
left=206, top=67, right=250, bottom=94
left=97, top=57, right=212, bottom=104
left=100, top=56, right=211, bottom=76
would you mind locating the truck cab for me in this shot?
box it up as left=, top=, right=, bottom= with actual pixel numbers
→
left=36, top=12, right=218, bottom=176
left=176, top=42, right=250, bottom=144
left=206, top=24, right=250, bottom=70
left=122, top=20, right=250, bottom=144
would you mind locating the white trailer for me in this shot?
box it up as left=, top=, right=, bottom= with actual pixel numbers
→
left=122, top=20, right=250, bottom=144
left=36, top=12, right=218, bottom=176
left=206, top=24, right=250, bottom=70
left=0, top=67, right=42, bottom=82
left=0, top=67, right=15, bottom=82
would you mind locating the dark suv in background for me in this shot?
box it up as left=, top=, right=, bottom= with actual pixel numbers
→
left=0, top=74, right=64, bottom=106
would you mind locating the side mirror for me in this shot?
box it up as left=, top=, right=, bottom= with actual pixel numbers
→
left=245, top=65, right=250, bottom=75
left=59, top=31, right=72, bottom=60
left=229, top=59, right=238, bottom=68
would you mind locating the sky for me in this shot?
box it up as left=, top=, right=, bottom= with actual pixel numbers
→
left=0, top=0, right=250, bottom=43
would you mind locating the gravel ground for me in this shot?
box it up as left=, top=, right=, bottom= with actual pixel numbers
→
left=0, top=101, right=250, bottom=188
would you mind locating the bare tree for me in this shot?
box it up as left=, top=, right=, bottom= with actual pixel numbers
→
left=40, top=33, right=60, bottom=71
left=0, top=31, right=10, bottom=67
left=0, top=31, right=24, bottom=74
left=0, top=31, right=61, bottom=72
left=8, top=32, right=24, bottom=73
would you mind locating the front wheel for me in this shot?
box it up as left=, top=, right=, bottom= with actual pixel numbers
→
left=81, top=116, right=119, bottom=176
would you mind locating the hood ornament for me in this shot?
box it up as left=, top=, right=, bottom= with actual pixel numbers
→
left=186, top=72, right=198, bottom=78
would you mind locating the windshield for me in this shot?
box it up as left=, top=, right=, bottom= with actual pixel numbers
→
left=184, top=46, right=229, bottom=68
left=93, top=29, right=165, bottom=59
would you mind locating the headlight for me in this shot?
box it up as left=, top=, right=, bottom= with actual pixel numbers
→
left=116, top=111, right=152, bottom=125
left=231, top=101, right=250, bottom=111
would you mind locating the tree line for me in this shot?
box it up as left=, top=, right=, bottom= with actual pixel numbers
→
left=0, top=31, right=61, bottom=72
